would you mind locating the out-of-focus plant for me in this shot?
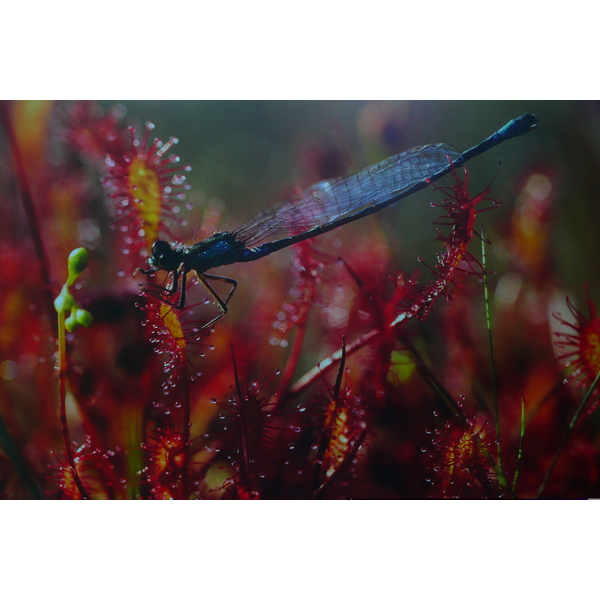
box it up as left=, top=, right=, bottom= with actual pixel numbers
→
left=0, top=100, right=598, bottom=499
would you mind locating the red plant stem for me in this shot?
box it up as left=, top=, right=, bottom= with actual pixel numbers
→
left=0, top=102, right=55, bottom=320
left=287, top=283, right=431, bottom=399
left=180, top=371, right=191, bottom=499
left=57, top=312, right=89, bottom=499
left=231, top=347, right=252, bottom=491
left=273, top=300, right=312, bottom=405
left=288, top=328, right=379, bottom=398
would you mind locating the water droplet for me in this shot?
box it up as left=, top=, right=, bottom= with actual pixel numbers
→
left=298, top=404, right=306, bottom=412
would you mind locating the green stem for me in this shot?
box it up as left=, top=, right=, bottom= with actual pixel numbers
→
left=57, top=311, right=89, bottom=499
left=512, top=397, right=526, bottom=493
left=536, top=371, right=600, bottom=498
left=481, top=228, right=502, bottom=473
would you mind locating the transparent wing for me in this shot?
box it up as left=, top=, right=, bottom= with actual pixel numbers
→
left=233, top=143, right=460, bottom=246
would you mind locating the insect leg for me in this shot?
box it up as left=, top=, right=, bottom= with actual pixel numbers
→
left=202, top=273, right=238, bottom=307
left=140, top=266, right=182, bottom=306
left=195, top=272, right=238, bottom=330
left=175, top=268, right=187, bottom=309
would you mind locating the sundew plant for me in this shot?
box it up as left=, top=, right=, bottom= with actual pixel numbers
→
left=1, top=100, right=599, bottom=500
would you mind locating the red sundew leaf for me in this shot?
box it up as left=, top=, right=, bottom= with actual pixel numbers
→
left=427, top=412, right=500, bottom=499
left=343, top=167, right=500, bottom=331
left=100, top=121, right=191, bottom=261
left=49, top=438, right=124, bottom=500
left=388, top=167, right=500, bottom=321
left=139, top=286, right=212, bottom=392
left=140, top=421, right=187, bottom=499
left=269, top=240, right=322, bottom=348
left=428, top=166, right=499, bottom=285
left=209, top=362, right=278, bottom=495
left=554, top=294, right=600, bottom=410
left=309, top=350, right=369, bottom=495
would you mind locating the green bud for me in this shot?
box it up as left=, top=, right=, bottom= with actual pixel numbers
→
left=75, top=308, right=93, bottom=328
left=64, top=312, right=79, bottom=332
left=54, top=284, right=75, bottom=314
left=67, top=248, right=89, bottom=286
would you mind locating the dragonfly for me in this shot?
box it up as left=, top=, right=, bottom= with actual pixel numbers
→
left=141, top=113, right=538, bottom=330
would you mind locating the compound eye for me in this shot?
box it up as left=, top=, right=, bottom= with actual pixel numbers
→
left=150, top=240, right=181, bottom=272
left=152, top=240, right=171, bottom=256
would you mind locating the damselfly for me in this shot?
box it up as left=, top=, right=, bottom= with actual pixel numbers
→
left=141, top=113, right=538, bottom=329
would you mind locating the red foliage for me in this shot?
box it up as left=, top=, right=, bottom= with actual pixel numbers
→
left=1, top=100, right=598, bottom=499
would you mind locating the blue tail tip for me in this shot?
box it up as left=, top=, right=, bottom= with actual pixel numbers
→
left=498, top=113, right=538, bottom=140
